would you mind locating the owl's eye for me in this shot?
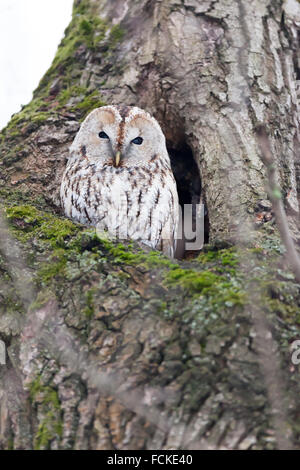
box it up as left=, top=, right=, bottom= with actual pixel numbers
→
left=131, top=137, right=143, bottom=145
left=99, top=131, right=109, bottom=139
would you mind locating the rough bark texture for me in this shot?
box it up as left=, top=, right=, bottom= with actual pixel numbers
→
left=0, top=0, right=300, bottom=450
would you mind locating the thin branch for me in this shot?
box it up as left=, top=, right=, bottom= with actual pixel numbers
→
left=257, top=125, right=300, bottom=283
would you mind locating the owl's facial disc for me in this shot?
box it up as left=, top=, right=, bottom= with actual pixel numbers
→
left=119, top=117, right=165, bottom=166
left=70, top=106, right=168, bottom=168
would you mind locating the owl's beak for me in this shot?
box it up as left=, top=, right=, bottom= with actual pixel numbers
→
left=114, top=151, right=121, bottom=167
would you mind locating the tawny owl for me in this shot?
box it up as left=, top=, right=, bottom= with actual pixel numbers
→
left=60, top=105, right=179, bottom=257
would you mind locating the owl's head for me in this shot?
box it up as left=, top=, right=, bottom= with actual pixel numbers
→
left=69, top=105, right=170, bottom=167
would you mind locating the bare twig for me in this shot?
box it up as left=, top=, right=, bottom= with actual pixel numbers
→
left=257, top=125, right=300, bottom=283
left=0, top=210, right=36, bottom=307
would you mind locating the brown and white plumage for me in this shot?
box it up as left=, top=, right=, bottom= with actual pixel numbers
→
left=60, top=105, right=179, bottom=257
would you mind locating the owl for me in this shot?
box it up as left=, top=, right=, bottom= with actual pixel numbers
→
left=60, top=105, right=179, bottom=257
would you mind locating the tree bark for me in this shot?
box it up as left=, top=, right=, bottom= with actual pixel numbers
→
left=0, top=0, right=299, bottom=450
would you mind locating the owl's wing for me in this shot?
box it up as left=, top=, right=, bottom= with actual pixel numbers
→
left=161, top=235, right=176, bottom=258
left=159, top=177, right=180, bottom=258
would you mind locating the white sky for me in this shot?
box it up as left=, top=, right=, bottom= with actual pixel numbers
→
left=0, top=0, right=73, bottom=130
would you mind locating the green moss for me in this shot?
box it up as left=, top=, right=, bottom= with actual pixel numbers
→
left=34, top=409, right=63, bottom=450
left=37, top=13, right=107, bottom=95
left=260, top=278, right=300, bottom=326
left=0, top=188, right=47, bottom=208
left=29, top=376, right=61, bottom=411
left=34, top=420, right=54, bottom=450
left=161, top=264, right=246, bottom=345
left=2, top=98, right=53, bottom=137
left=56, top=85, right=88, bottom=106
left=267, top=298, right=300, bottom=322
left=7, top=438, right=14, bottom=450
left=108, top=24, right=125, bottom=48
left=39, top=218, right=77, bottom=246
left=166, top=268, right=221, bottom=292
left=248, top=246, right=264, bottom=255
left=29, top=376, right=42, bottom=401
left=5, top=205, right=81, bottom=284
left=0, top=146, right=27, bottom=167
left=165, top=265, right=245, bottom=313
left=83, top=288, right=96, bottom=318
left=100, top=240, right=179, bottom=269
left=165, top=267, right=244, bottom=305
left=53, top=83, right=106, bottom=120
left=0, top=287, right=24, bottom=315
left=38, top=249, right=68, bottom=283
left=30, top=376, right=63, bottom=450
left=29, top=290, right=55, bottom=312
left=6, top=205, right=78, bottom=247
left=73, top=90, right=106, bottom=120
left=73, top=0, right=90, bottom=16
left=5, top=207, right=179, bottom=283
left=0, top=1, right=126, bottom=143
left=145, top=250, right=179, bottom=268
left=79, top=17, right=93, bottom=35
left=198, top=247, right=238, bottom=267
left=54, top=16, right=104, bottom=63
left=6, top=205, right=42, bottom=226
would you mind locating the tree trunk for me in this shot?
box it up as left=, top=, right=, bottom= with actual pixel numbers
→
left=0, top=0, right=299, bottom=450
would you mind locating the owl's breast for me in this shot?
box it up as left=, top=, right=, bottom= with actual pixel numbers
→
left=61, top=160, right=179, bottom=249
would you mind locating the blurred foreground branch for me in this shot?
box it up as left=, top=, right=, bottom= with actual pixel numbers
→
left=257, top=125, right=300, bottom=283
